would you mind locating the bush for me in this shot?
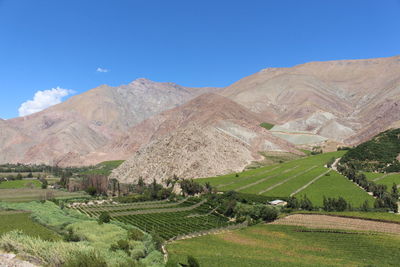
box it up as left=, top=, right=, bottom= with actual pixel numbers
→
left=86, top=186, right=97, bottom=196
left=187, top=255, right=200, bottom=267
left=98, top=212, right=111, bottom=224
left=300, top=195, right=313, bottom=211
left=64, top=251, right=107, bottom=267
left=259, top=206, right=278, bottom=222
left=128, top=228, right=144, bottom=241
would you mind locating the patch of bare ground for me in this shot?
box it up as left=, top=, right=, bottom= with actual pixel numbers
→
left=271, top=214, right=400, bottom=235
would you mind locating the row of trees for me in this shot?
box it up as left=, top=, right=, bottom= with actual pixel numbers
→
left=337, top=163, right=398, bottom=212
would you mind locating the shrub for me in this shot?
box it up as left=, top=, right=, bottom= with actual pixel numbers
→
left=128, top=228, right=144, bottom=241
left=259, top=206, right=278, bottom=222
left=86, top=186, right=97, bottom=196
left=63, top=251, right=107, bottom=267
left=98, top=212, right=111, bottom=224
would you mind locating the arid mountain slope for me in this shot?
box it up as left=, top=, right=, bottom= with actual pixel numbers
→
left=220, top=55, right=400, bottom=144
left=0, top=79, right=217, bottom=165
left=109, top=94, right=302, bottom=183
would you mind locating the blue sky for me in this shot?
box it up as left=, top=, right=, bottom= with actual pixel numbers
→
left=0, top=0, right=399, bottom=118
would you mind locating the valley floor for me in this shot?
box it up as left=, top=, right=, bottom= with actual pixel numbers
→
left=167, top=215, right=400, bottom=267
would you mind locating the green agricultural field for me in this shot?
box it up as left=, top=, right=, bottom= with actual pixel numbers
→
left=197, top=151, right=373, bottom=207
left=167, top=224, right=400, bottom=267
left=0, top=179, right=41, bottom=189
left=79, top=160, right=125, bottom=176
left=291, top=211, right=400, bottom=223
left=72, top=198, right=235, bottom=240
left=0, top=188, right=88, bottom=202
left=295, top=171, right=374, bottom=207
left=259, top=122, right=274, bottom=130
left=364, top=172, right=400, bottom=190
left=0, top=210, right=60, bottom=240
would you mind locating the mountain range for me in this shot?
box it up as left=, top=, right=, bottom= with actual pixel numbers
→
left=1, top=55, right=400, bottom=183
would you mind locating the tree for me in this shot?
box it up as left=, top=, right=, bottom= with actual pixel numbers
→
left=361, top=200, right=370, bottom=212
left=391, top=183, right=399, bottom=200
left=41, top=179, right=48, bottom=189
left=27, top=172, right=33, bottom=178
left=300, top=195, right=313, bottom=211
left=259, top=206, right=278, bottom=222
left=98, top=212, right=111, bottom=224
left=16, top=173, right=23, bottom=180
left=180, top=179, right=203, bottom=196
left=287, top=196, right=299, bottom=209
left=86, top=186, right=97, bottom=196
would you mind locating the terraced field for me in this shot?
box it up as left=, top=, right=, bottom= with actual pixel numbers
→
left=72, top=198, right=234, bottom=240
left=364, top=172, right=400, bottom=190
left=197, top=152, right=374, bottom=207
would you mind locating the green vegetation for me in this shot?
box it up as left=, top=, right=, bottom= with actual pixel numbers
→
left=364, top=172, right=400, bottom=191
left=337, top=162, right=398, bottom=212
left=167, top=224, right=400, bottom=267
left=0, top=188, right=88, bottom=202
left=0, top=201, right=164, bottom=266
left=291, top=210, right=400, bottom=223
left=0, top=211, right=60, bottom=240
left=0, top=179, right=41, bottom=189
left=259, top=122, right=274, bottom=130
left=197, top=151, right=373, bottom=208
left=295, top=171, right=374, bottom=207
left=340, top=128, right=400, bottom=172
left=74, top=198, right=235, bottom=240
left=79, top=160, right=125, bottom=176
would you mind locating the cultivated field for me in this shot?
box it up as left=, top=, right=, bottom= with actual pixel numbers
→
left=167, top=222, right=400, bottom=267
left=197, top=152, right=374, bottom=207
left=364, top=172, right=400, bottom=190
left=72, top=198, right=235, bottom=240
left=271, top=214, right=400, bottom=235
left=291, top=210, right=400, bottom=223
left=0, top=210, right=60, bottom=240
left=0, top=188, right=88, bottom=202
left=0, top=179, right=41, bottom=189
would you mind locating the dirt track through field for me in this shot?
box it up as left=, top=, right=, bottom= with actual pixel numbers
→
left=217, top=166, right=280, bottom=189
left=235, top=165, right=299, bottom=192
left=271, top=214, right=400, bottom=235
left=290, top=169, right=331, bottom=196
left=257, top=165, right=318, bottom=195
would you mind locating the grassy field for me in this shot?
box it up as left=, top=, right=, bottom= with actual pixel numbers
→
left=291, top=211, right=400, bottom=223
left=79, top=160, right=124, bottom=176
left=0, top=179, right=41, bottom=189
left=197, top=152, right=373, bottom=207
left=0, top=188, right=88, bottom=202
left=364, top=172, right=400, bottom=190
left=0, top=210, right=60, bottom=240
left=167, top=224, right=400, bottom=267
left=295, top=171, right=375, bottom=207
left=259, top=122, right=274, bottom=130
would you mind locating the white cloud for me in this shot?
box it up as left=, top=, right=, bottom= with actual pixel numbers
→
left=18, top=87, right=75, bottom=117
left=96, top=67, right=109, bottom=73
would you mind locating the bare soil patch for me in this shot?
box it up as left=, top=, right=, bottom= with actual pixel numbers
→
left=271, top=214, right=400, bottom=235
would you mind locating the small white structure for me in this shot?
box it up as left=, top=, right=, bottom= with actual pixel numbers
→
left=268, top=199, right=287, bottom=206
